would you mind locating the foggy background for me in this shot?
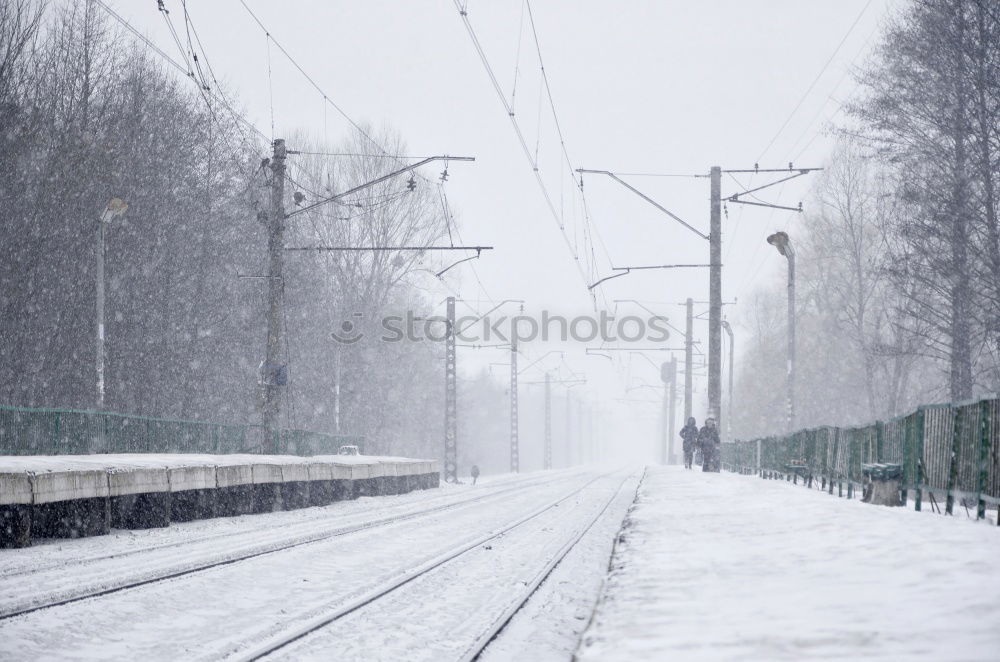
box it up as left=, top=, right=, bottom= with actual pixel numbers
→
left=3, top=0, right=997, bottom=472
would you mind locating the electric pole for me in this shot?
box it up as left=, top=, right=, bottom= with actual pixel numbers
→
left=444, top=296, right=458, bottom=482
left=522, top=370, right=583, bottom=470
left=669, top=356, right=677, bottom=463
left=510, top=337, right=519, bottom=473
left=262, top=139, right=287, bottom=452
left=662, top=357, right=678, bottom=464
left=660, top=361, right=669, bottom=464
left=565, top=389, right=572, bottom=468
left=684, top=297, right=694, bottom=421
left=544, top=372, right=552, bottom=470
left=722, top=319, right=734, bottom=440
left=709, top=165, right=722, bottom=429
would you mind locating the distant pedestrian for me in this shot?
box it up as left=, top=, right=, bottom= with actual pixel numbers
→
left=470, top=465, right=480, bottom=485
left=680, top=417, right=698, bottom=469
left=698, top=417, right=721, bottom=472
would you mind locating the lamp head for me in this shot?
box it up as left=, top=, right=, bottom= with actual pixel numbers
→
left=766, top=231, right=790, bottom=257
left=101, top=198, right=128, bottom=224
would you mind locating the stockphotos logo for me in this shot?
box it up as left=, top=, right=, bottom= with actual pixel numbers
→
left=329, top=310, right=670, bottom=345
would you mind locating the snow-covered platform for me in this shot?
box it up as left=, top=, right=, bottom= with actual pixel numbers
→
left=577, top=466, right=1000, bottom=661
left=0, top=453, right=438, bottom=547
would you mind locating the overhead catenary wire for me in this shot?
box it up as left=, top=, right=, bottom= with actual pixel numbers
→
left=755, top=0, right=875, bottom=164
left=785, top=20, right=884, bottom=162
left=452, top=0, right=605, bottom=306
left=524, top=0, right=614, bottom=306
left=733, top=4, right=883, bottom=302
left=95, top=0, right=269, bottom=147
left=238, top=0, right=400, bottom=165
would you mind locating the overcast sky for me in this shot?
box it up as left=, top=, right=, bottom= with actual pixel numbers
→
left=110, top=0, right=898, bottom=458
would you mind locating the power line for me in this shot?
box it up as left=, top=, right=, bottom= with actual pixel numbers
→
left=755, top=0, right=874, bottom=164
left=453, top=1, right=605, bottom=306
left=785, top=20, right=884, bottom=161
left=524, top=0, right=614, bottom=307
left=95, top=0, right=268, bottom=146
left=238, top=0, right=398, bottom=163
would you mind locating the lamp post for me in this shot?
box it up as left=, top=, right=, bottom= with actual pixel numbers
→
left=767, top=231, right=795, bottom=431
left=96, top=198, right=128, bottom=410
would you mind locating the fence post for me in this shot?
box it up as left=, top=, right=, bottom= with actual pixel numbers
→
left=900, top=415, right=909, bottom=506
left=915, top=407, right=925, bottom=512
left=97, top=411, right=105, bottom=454
left=875, top=420, right=885, bottom=463
left=847, top=431, right=854, bottom=499
left=945, top=405, right=962, bottom=516
left=828, top=429, right=837, bottom=495
left=53, top=411, right=61, bottom=454
left=976, top=399, right=991, bottom=520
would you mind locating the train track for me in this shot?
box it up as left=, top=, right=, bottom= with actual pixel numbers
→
left=0, top=470, right=584, bottom=620
left=0, top=470, right=569, bottom=581
left=456, top=468, right=643, bottom=662
left=227, top=470, right=637, bottom=662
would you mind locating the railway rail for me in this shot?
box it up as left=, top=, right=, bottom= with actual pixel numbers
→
left=228, top=470, right=637, bottom=661
left=0, top=470, right=584, bottom=620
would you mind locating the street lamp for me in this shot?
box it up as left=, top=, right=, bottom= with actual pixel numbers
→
left=96, top=198, right=128, bottom=410
left=766, top=231, right=795, bottom=431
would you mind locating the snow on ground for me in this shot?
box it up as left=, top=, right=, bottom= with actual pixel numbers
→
left=477, top=470, right=641, bottom=662
left=0, top=469, right=612, bottom=661
left=577, top=466, right=1000, bottom=662
left=270, top=471, right=637, bottom=662
left=0, top=469, right=538, bottom=580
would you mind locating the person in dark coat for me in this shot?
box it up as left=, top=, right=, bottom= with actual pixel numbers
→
left=470, top=465, right=480, bottom=485
left=698, top=417, right=721, bottom=472
left=680, top=417, right=699, bottom=469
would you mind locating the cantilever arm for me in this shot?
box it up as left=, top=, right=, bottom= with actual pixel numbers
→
left=577, top=169, right=709, bottom=240
left=287, top=155, right=474, bottom=220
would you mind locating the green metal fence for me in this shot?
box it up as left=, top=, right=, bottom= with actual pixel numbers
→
left=721, top=395, right=1000, bottom=523
left=0, top=404, right=364, bottom=456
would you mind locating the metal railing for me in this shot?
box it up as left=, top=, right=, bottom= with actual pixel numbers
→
left=722, top=396, right=1000, bottom=522
left=0, top=404, right=364, bottom=456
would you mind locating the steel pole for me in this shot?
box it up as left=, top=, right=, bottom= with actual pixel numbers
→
left=544, top=372, right=552, bottom=470
left=510, top=337, right=519, bottom=472
left=444, top=296, right=458, bottom=482
left=684, top=297, right=694, bottom=420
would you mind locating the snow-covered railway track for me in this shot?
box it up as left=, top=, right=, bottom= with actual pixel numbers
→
left=0, top=470, right=581, bottom=620
left=230, top=470, right=635, bottom=662
left=0, top=470, right=563, bottom=581
left=456, top=470, right=639, bottom=662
